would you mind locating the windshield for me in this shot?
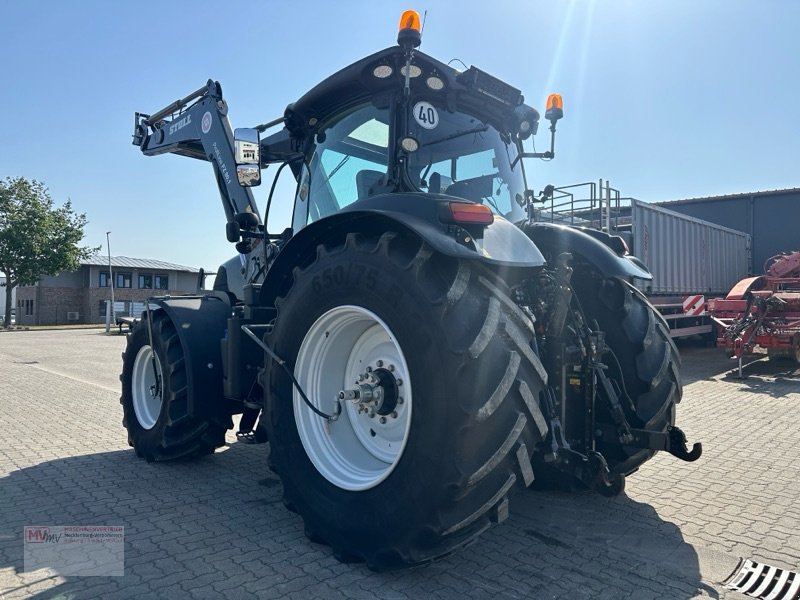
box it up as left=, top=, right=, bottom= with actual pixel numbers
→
left=405, top=102, right=526, bottom=222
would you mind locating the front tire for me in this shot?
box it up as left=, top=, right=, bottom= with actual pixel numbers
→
left=120, top=312, right=227, bottom=461
left=264, top=232, right=549, bottom=570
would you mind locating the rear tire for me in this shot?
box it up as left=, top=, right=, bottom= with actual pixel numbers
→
left=572, top=275, right=681, bottom=475
left=264, top=232, right=548, bottom=570
left=120, top=312, right=227, bottom=461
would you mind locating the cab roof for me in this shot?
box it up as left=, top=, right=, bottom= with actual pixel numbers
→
left=283, top=46, right=527, bottom=138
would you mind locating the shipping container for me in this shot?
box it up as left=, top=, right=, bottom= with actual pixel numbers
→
left=656, top=187, right=800, bottom=275
left=537, top=182, right=752, bottom=338
left=630, top=201, right=751, bottom=296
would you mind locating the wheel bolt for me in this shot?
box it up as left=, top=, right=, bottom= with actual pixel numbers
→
left=377, top=360, right=384, bottom=367
left=380, top=417, right=387, bottom=424
left=398, top=397, right=404, bottom=404
left=366, top=366, right=372, bottom=373
left=388, top=364, right=395, bottom=372
left=396, top=379, right=403, bottom=386
left=391, top=411, right=398, bottom=418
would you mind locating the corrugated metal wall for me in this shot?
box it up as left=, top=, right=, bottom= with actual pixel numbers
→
left=656, top=189, right=800, bottom=274
left=632, top=200, right=751, bottom=296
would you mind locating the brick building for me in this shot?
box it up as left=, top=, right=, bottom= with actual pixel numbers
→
left=15, top=256, right=208, bottom=326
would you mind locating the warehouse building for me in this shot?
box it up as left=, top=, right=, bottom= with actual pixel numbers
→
left=657, top=187, right=800, bottom=274
left=15, top=257, right=207, bottom=326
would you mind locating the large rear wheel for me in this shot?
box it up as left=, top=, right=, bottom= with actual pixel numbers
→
left=264, top=232, right=549, bottom=570
left=572, top=275, right=682, bottom=475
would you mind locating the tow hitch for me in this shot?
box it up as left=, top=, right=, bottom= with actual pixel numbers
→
left=596, top=423, right=703, bottom=462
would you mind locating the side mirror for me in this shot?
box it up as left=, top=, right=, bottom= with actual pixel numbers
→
left=236, top=164, right=261, bottom=187
left=234, top=128, right=261, bottom=187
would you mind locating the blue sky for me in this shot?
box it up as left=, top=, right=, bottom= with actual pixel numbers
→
left=2, top=1, right=798, bottom=271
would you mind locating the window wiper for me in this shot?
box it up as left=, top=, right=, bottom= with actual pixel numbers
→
left=325, top=154, right=351, bottom=181
left=422, top=125, right=489, bottom=147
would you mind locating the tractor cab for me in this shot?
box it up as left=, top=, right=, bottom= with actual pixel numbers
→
left=250, top=15, right=559, bottom=235
left=291, top=94, right=528, bottom=227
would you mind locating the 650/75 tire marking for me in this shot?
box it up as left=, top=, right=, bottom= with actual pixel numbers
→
left=312, top=265, right=378, bottom=293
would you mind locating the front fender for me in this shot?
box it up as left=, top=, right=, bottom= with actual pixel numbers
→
left=147, top=295, right=230, bottom=420
left=524, top=222, right=653, bottom=280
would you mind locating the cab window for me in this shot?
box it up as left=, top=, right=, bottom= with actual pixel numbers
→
left=306, top=104, right=390, bottom=223
left=406, top=102, right=526, bottom=222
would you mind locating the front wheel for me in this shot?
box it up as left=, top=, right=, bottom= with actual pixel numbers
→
left=264, top=232, right=549, bottom=569
left=120, top=313, right=227, bottom=461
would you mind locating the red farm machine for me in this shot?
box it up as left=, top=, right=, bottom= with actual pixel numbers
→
left=709, top=251, right=800, bottom=376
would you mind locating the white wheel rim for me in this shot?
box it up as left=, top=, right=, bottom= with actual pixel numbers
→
left=294, top=305, right=413, bottom=491
left=131, top=345, right=163, bottom=430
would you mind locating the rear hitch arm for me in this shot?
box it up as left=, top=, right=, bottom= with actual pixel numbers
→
left=539, top=387, right=619, bottom=491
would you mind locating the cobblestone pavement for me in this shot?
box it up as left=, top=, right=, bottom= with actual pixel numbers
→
left=1, top=329, right=799, bottom=599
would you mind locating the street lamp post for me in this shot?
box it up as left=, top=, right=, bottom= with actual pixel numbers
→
left=106, top=231, right=115, bottom=332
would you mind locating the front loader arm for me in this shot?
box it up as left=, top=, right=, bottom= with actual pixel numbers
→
left=132, top=80, right=260, bottom=230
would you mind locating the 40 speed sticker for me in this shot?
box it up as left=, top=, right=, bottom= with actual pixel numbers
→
left=413, top=101, right=438, bottom=129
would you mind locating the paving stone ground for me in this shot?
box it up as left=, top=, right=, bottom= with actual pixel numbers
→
left=1, top=329, right=798, bottom=599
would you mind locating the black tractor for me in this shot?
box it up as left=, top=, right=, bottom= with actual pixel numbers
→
left=121, top=11, right=700, bottom=570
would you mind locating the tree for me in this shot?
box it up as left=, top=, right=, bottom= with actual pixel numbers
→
left=0, top=177, right=98, bottom=327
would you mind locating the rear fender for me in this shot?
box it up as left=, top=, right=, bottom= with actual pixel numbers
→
left=260, top=207, right=545, bottom=307
left=523, top=222, right=652, bottom=280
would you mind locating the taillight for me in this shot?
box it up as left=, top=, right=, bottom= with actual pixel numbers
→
left=447, top=202, right=494, bottom=225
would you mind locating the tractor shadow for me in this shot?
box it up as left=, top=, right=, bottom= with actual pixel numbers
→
left=1, top=444, right=716, bottom=600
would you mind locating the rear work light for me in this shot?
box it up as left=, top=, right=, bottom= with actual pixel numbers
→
left=447, top=202, right=494, bottom=225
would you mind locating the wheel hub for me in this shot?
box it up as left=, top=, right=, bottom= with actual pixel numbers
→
left=339, top=366, right=400, bottom=417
